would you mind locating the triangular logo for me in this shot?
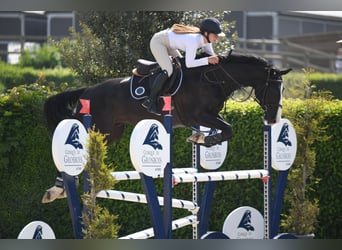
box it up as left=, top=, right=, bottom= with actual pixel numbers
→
left=237, top=209, right=255, bottom=232
left=143, top=123, right=163, bottom=150
left=32, top=225, right=43, bottom=239
left=65, top=123, right=84, bottom=149
left=277, top=122, right=292, bottom=146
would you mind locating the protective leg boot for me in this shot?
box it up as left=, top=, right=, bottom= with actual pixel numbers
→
left=143, top=70, right=168, bottom=115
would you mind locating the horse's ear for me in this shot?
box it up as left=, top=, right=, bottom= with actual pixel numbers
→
left=280, top=68, right=292, bottom=75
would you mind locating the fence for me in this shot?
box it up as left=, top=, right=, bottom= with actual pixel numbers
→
left=234, top=38, right=339, bottom=73
left=0, top=35, right=65, bottom=63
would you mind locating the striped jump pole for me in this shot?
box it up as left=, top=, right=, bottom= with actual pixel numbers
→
left=96, top=189, right=199, bottom=211
left=119, top=215, right=197, bottom=239
left=110, top=168, right=198, bottom=181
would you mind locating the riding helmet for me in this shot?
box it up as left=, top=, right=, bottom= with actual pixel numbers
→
left=200, top=18, right=225, bottom=36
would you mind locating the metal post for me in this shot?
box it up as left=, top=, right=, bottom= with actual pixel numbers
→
left=263, top=125, right=271, bottom=239
left=192, top=127, right=200, bottom=239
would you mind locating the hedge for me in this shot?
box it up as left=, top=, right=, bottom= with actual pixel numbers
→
left=283, top=72, right=342, bottom=99
left=0, top=84, right=74, bottom=238
left=0, top=86, right=341, bottom=239
left=0, top=61, right=80, bottom=94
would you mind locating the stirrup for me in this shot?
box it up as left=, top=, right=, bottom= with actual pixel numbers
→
left=142, top=98, right=151, bottom=109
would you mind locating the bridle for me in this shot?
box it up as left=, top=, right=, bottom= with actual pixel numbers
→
left=216, top=64, right=283, bottom=112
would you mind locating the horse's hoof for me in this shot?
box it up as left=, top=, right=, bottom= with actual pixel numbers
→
left=203, top=133, right=223, bottom=147
left=187, top=132, right=205, bottom=144
left=41, top=186, right=67, bottom=203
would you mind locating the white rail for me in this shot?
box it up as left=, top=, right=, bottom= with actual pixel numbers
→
left=96, top=190, right=198, bottom=211
left=172, top=169, right=268, bottom=183
left=111, top=168, right=198, bottom=181
left=118, top=215, right=197, bottom=239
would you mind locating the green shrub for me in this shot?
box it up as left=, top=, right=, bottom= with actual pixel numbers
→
left=283, top=71, right=342, bottom=99
left=0, top=61, right=80, bottom=93
left=19, top=43, right=61, bottom=69
left=0, top=84, right=74, bottom=238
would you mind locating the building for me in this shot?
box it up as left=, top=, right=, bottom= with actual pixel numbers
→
left=0, top=11, right=78, bottom=63
left=226, top=11, right=342, bottom=72
left=1, top=11, right=342, bottom=72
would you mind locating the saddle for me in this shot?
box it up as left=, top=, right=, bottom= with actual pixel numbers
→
left=130, top=58, right=183, bottom=100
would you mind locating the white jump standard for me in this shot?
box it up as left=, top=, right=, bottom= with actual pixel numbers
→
left=53, top=108, right=297, bottom=239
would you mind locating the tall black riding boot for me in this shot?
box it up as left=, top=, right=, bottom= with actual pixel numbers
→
left=142, top=70, right=168, bottom=115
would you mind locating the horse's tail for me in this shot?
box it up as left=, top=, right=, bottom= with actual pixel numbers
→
left=44, top=88, right=86, bottom=137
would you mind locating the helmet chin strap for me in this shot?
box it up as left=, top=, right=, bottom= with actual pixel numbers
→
left=204, top=32, right=211, bottom=43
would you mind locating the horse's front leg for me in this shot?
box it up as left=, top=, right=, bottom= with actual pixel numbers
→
left=187, top=115, right=233, bottom=147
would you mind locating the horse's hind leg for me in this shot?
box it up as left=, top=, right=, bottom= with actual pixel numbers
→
left=42, top=175, right=67, bottom=203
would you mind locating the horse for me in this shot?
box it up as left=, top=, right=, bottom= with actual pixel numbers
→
left=42, top=52, right=291, bottom=203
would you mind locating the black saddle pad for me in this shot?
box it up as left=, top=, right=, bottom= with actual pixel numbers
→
left=130, top=68, right=183, bottom=100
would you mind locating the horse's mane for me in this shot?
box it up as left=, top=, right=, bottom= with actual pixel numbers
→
left=178, top=51, right=270, bottom=71
left=220, top=52, right=270, bottom=67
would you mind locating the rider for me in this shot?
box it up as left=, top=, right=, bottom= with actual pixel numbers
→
left=142, top=17, right=225, bottom=115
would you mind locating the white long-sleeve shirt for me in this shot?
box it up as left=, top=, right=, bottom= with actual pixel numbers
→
left=167, top=30, right=215, bottom=68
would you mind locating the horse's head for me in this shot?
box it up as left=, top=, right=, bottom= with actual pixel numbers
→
left=218, top=53, right=291, bottom=125
left=254, top=66, right=292, bottom=124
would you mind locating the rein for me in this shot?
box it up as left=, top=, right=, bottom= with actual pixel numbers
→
left=216, top=63, right=283, bottom=112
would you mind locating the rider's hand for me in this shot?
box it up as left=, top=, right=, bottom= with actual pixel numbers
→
left=208, top=55, right=219, bottom=65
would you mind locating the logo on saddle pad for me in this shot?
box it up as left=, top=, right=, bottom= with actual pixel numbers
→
left=143, top=123, right=163, bottom=150
left=65, top=123, right=84, bottom=149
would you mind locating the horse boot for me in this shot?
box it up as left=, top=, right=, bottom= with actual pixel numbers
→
left=142, top=69, right=168, bottom=115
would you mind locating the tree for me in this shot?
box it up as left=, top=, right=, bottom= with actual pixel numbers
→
left=82, top=128, right=119, bottom=239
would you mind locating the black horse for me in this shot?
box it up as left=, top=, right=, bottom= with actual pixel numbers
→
left=42, top=52, right=291, bottom=203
